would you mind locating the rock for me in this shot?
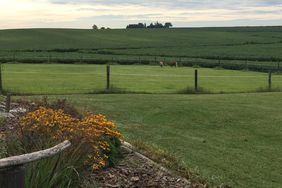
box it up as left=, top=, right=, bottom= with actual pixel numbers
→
left=104, top=183, right=120, bottom=188
left=130, top=176, right=140, bottom=182
left=10, top=107, right=27, bottom=113
left=0, top=112, right=14, bottom=118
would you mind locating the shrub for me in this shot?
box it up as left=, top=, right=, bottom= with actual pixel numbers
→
left=20, top=107, right=122, bottom=171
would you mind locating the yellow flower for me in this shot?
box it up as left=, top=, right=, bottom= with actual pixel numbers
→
left=20, top=107, right=122, bottom=171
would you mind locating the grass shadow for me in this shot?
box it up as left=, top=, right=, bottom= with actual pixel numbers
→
left=88, top=85, right=150, bottom=94
left=177, top=87, right=212, bottom=94
left=256, top=87, right=282, bottom=93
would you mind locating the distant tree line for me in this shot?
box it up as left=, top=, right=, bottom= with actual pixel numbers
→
left=92, top=25, right=111, bottom=30
left=126, top=22, right=173, bottom=29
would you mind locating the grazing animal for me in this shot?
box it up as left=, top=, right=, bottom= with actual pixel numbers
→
left=160, top=61, right=178, bottom=67
left=167, top=61, right=178, bottom=67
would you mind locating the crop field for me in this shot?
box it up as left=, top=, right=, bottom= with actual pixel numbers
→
left=21, top=93, right=282, bottom=188
left=0, top=27, right=282, bottom=71
left=2, top=63, right=282, bottom=94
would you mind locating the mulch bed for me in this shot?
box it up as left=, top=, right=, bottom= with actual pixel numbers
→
left=84, top=146, right=194, bottom=188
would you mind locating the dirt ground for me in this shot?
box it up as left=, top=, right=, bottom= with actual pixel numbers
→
left=83, top=146, right=195, bottom=188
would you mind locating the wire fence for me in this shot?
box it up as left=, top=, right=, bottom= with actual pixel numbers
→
left=0, top=63, right=281, bottom=95
left=0, top=52, right=281, bottom=73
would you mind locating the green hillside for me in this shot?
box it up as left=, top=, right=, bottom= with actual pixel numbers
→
left=0, top=27, right=281, bottom=57
left=0, top=27, right=282, bottom=71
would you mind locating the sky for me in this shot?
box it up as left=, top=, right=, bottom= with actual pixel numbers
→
left=0, top=0, right=282, bottom=29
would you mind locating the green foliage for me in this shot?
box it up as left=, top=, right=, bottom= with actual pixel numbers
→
left=24, top=151, right=81, bottom=188
left=104, top=137, right=122, bottom=167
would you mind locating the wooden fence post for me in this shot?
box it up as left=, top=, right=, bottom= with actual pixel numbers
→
left=268, top=71, right=272, bottom=90
left=13, top=53, right=16, bottom=63
left=80, top=55, right=83, bottom=64
left=0, top=165, right=25, bottom=188
left=48, top=54, right=51, bottom=63
left=5, top=93, right=11, bottom=113
left=195, top=69, right=198, bottom=91
left=0, top=140, right=71, bottom=188
left=106, top=64, right=110, bottom=90
left=277, top=62, right=280, bottom=71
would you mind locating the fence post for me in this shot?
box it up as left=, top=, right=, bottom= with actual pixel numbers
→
left=277, top=62, right=280, bottom=71
left=5, top=93, right=11, bottom=113
left=0, top=63, right=2, bottom=94
left=48, top=54, right=51, bottom=63
left=268, top=71, right=272, bottom=90
left=106, top=64, right=110, bottom=90
left=218, top=57, right=221, bottom=66
left=195, top=69, right=198, bottom=91
left=245, top=60, right=248, bottom=70
left=0, top=165, right=25, bottom=188
left=13, top=53, right=16, bottom=63
left=80, top=55, right=83, bottom=64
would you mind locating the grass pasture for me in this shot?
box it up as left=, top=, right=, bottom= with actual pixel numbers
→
left=21, top=93, right=282, bottom=188
left=2, top=63, right=282, bottom=95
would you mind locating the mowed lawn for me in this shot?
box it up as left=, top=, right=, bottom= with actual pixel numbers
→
left=24, top=93, right=282, bottom=188
left=2, top=63, right=282, bottom=94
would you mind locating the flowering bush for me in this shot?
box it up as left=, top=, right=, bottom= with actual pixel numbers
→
left=20, top=107, right=122, bottom=170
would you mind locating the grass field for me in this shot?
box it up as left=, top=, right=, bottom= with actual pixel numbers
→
left=2, top=63, right=282, bottom=94
left=21, top=92, right=282, bottom=188
left=0, top=27, right=282, bottom=71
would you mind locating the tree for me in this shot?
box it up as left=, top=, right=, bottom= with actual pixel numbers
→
left=92, top=24, right=98, bottom=30
left=126, top=23, right=146, bottom=29
left=147, top=22, right=164, bottom=28
left=164, top=22, right=173, bottom=28
left=126, top=22, right=173, bottom=29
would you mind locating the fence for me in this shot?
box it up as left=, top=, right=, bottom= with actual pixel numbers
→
left=0, top=140, right=71, bottom=188
left=0, top=52, right=281, bottom=73
left=0, top=63, right=279, bottom=95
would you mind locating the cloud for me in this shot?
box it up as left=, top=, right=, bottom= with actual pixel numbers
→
left=49, top=0, right=282, bottom=8
left=0, top=0, right=281, bottom=29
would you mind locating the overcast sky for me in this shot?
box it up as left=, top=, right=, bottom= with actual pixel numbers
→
left=0, top=0, right=282, bottom=29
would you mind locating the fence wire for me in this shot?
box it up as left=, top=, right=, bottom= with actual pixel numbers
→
left=0, top=64, right=281, bottom=95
